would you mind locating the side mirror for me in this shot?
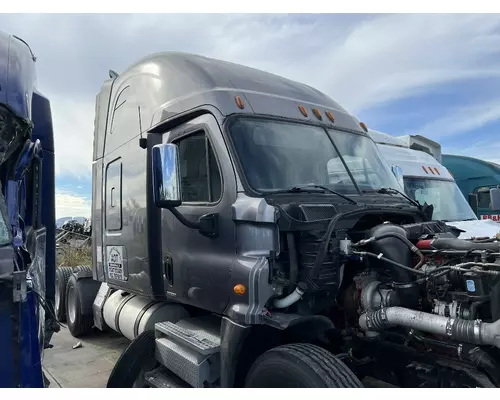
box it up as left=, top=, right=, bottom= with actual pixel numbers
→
left=490, top=187, right=500, bottom=211
left=391, top=164, right=404, bottom=190
left=468, top=193, right=478, bottom=216
left=151, top=143, right=219, bottom=238
left=152, top=143, right=182, bottom=208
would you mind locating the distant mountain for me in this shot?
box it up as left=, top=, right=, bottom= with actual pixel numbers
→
left=56, top=216, right=87, bottom=228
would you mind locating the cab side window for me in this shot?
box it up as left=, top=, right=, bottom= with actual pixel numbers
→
left=175, top=132, right=222, bottom=203
left=477, top=188, right=491, bottom=209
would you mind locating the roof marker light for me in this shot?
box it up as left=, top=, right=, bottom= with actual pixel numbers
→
left=235, top=96, right=245, bottom=109
left=429, top=167, right=435, bottom=175
left=434, top=167, right=440, bottom=175
left=422, top=166, right=428, bottom=174
left=298, top=105, right=308, bottom=117
left=360, top=122, right=368, bottom=132
left=326, top=111, right=335, bottom=122
left=312, top=108, right=322, bottom=120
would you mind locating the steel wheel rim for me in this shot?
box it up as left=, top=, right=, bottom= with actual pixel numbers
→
left=67, top=285, right=76, bottom=323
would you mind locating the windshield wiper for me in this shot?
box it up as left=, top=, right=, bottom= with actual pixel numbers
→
left=366, top=187, right=421, bottom=208
left=269, top=184, right=358, bottom=205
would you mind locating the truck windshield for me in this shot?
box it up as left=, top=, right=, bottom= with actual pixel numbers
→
left=227, top=117, right=400, bottom=195
left=404, top=178, right=477, bottom=222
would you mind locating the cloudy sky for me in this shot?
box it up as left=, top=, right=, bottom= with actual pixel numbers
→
left=1, top=13, right=500, bottom=218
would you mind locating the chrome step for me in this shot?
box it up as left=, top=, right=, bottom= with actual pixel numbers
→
left=92, top=282, right=111, bottom=330
left=155, top=320, right=220, bottom=354
left=154, top=315, right=221, bottom=388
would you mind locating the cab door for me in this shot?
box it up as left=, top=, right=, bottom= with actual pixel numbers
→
left=160, top=114, right=237, bottom=313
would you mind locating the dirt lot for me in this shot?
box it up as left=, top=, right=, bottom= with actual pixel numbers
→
left=43, top=327, right=129, bottom=388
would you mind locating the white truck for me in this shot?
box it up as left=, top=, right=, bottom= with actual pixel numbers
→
left=368, top=129, right=500, bottom=239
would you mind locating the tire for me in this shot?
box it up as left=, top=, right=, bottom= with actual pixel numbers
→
left=55, top=266, right=73, bottom=322
left=65, top=274, right=95, bottom=337
left=244, top=343, right=363, bottom=388
left=74, top=265, right=92, bottom=274
left=107, top=330, right=158, bottom=388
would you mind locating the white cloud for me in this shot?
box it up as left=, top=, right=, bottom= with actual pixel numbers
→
left=55, top=191, right=91, bottom=219
left=312, top=14, right=500, bottom=113
left=417, top=99, right=500, bottom=140
left=442, top=137, right=500, bottom=164
left=2, top=14, right=500, bottom=179
left=47, top=93, right=95, bottom=178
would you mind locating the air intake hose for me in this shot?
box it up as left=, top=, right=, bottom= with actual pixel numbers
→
left=417, top=237, right=500, bottom=252
left=365, top=224, right=419, bottom=307
left=359, top=307, right=500, bottom=350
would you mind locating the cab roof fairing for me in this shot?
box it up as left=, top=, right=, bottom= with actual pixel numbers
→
left=105, top=52, right=366, bottom=135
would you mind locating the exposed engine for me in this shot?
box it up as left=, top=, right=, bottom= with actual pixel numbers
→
left=350, top=222, right=500, bottom=345
left=350, top=220, right=500, bottom=336
left=345, top=221, right=500, bottom=387
left=270, top=199, right=500, bottom=387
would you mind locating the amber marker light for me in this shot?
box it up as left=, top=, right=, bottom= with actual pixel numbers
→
left=235, top=96, right=245, bottom=109
left=312, top=108, right=322, bottom=120
left=298, top=105, right=308, bottom=117
left=325, top=111, right=335, bottom=122
left=234, top=284, right=246, bottom=296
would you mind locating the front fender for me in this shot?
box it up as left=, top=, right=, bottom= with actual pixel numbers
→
left=220, top=317, right=251, bottom=388
left=219, top=313, right=335, bottom=387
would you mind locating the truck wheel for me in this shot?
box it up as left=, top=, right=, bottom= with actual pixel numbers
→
left=107, top=330, right=158, bottom=388
left=244, top=343, right=363, bottom=388
left=74, top=265, right=92, bottom=274
left=65, top=274, right=95, bottom=337
left=55, top=266, right=73, bottom=322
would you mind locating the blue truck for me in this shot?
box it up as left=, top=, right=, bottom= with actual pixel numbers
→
left=442, top=154, right=500, bottom=222
left=0, top=31, right=56, bottom=388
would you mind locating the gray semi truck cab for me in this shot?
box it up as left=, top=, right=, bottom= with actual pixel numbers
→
left=57, top=53, right=500, bottom=388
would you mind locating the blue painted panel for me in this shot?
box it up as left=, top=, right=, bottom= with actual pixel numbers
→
left=0, top=31, right=36, bottom=120
left=19, top=291, right=44, bottom=388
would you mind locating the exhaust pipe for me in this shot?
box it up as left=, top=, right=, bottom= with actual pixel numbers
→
left=359, top=307, right=500, bottom=349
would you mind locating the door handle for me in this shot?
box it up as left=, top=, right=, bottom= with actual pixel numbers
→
left=164, top=254, right=173, bottom=286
